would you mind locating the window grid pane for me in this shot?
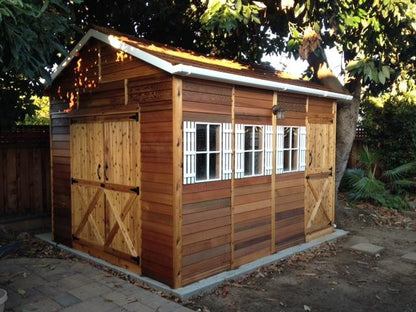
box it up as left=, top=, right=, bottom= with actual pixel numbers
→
left=195, top=123, right=221, bottom=182
left=282, top=126, right=301, bottom=173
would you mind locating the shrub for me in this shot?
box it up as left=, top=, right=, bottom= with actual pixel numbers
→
left=341, top=146, right=416, bottom=210
left=360, top=93, right=416, bottom=170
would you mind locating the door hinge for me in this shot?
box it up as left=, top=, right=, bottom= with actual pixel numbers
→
left=71, top=178, right=78, bottom=184
left=130, top=187, right=140, bottom=195
left=129, top=113, right=139, bottom=122
left=131, top=256, right=140, bottom=265
left=329, top=167, right=333, bottom=176
left=72, top=235, right=80, bottom=241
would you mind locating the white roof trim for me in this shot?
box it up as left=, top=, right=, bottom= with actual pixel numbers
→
left=51, top=29, right=353, bottom=101
left=171, top=64, right=353, bottom=101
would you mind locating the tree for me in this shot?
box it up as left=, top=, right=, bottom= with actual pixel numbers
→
left=196, top=0, right=416, bottom=192
left=0, top=0, right=81, bottom=129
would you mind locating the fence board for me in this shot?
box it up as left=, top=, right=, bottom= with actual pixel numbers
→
left=0, top=126, right=51, bottom=218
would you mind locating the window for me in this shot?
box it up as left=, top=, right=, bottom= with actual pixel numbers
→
left=277, top=126, right=306, bottom=173
left=235, top=125, right=264, bottom=178
left=184, top=122, right=306, bottom=184
left=196, top=123, right=221, bottom=181
left=183, top=122, right=225, bottom=184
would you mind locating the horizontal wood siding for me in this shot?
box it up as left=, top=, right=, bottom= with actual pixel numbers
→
left=136, top=74, right=175, bottom=286
left=233, top=176, right=272, bottom=267
left=235, top=87, right=273, bottom=124
left=0, top=127, right=51, bottom=219
left=100, top=45, right=161, bottom=83
left=182, top=181, right=231, bottom=285
left=183, top=78, right=232, bottom=122
left=275, top=172, right=305, bottom=250
left=50, top=101, right=71, bottom=245
left=307, top=97, right=334, bottom=123
left=276, top=93, right=307, bottom=126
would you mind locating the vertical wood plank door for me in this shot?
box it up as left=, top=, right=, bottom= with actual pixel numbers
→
left=71, top=122, right=105, bottom=246
left=103, top=120, right=141, bottom=264
left=70, top=118, right=141, bottom=272
left=305, top=119, right=335, bottom=240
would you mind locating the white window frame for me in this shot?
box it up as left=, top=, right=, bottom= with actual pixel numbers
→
left=276, top=126, right=306, bottom=174
left=195, top=122, right=222, bottom=182
left=239, top=124, right=265, bottom=178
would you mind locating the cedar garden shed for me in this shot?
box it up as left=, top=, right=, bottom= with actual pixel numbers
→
left=48, top=26, right=352, bottom=288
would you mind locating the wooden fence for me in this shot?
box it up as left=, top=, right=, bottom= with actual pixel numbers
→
left=0, top=126, right=51, bottom=219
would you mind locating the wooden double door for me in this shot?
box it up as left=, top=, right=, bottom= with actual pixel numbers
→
left=70, top=116, right=141, bottom=271
left=305, top=118, right=335, bottom=240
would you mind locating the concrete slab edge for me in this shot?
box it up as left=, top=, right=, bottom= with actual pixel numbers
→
left=36, top=229, right=348, bottom=301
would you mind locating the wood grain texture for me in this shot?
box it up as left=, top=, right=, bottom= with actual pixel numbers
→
left=275, top=172, right=305, bottom=250
left=181, top=181, right=231, bottom=286
left=234, top=86, right=273, bottom=125
left=233, top=176, right=272, bottom=267
left=0, top=128, right=51, bottom=218
left=183, top=78, right=232, bottom=122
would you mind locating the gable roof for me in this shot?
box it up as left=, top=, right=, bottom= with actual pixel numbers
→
left=52, top=26, right=352, bottom=101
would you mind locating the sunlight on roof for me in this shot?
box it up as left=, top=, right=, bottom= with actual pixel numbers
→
left=110, top=34, right=248, bottom=70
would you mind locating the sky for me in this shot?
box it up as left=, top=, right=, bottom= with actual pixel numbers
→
left=263, top=47, right=344, bottom=81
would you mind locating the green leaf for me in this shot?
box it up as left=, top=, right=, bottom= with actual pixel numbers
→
left=379, top=71, right=386, bottom=84
left=18, top=288, right=26, bottom=296
left=235, top=0, right=242, bottom=12
left=382, top=65, right=390, bottom=79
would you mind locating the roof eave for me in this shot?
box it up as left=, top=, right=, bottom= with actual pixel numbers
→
left=171, top=64, right=353, bottom=101
left=51, top=29, right=353, bottom=102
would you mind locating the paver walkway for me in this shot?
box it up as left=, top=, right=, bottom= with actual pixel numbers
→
left=0, top=257, right=194, bottom=312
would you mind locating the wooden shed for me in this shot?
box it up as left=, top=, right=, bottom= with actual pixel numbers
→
left=48, top=26, right=352, bottom=288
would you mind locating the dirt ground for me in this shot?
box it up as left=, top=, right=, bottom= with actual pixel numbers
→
left=1, top=197, right=415, bottom=312
left=184, top=198, right=416, bottom=312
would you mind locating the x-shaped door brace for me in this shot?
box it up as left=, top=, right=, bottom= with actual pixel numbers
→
left=104, top=191, right=138, bottom=258
left=73, top=186, right=138, bottom=258
left=306, top=178, right=331, bottom=229
left=73, top=186, right=105, bottom=245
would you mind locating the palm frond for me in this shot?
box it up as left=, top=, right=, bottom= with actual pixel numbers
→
left=350, top=176, right=386, bottom=201
left=357, top=146, right=379, bottom=177
left=340, top=168, right=364, bottom=191
left=382, top=162, right=416, bottom=183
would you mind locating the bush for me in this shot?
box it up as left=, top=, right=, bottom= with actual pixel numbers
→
left=341, top=146, right=416, bottom=210
left=360, top=93, right=416, bottom=170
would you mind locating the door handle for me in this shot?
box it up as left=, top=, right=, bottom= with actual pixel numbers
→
left=104, top=164, right=109, bottom=181
left=309, top=152, right=313, bottom=167
left=97, top=164, right=102, bottom=180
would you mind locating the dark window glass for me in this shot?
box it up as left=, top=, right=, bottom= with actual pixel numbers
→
left=196, top=124, right=207, bottom=151
left=254, top=151, right=263, bottom=175
left=196, top=153, right=206, bottom=180
left=244, top=151, right=252, bottom=175
left=292, top=128, right=298, bottom=148
left=209, top=125, right=220, bottom=151
left=291, top=150, right=298, bottom=170
left=254, top=126, right=263, bottom=149
left=284, top=127, right=290, bottom=149
left=245, top=126, right=253, bottom=150
left=284, top=150, right=290, bottom=171
left=209, top=153, right=220, bottom=179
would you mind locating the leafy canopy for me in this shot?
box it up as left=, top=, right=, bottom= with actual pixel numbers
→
left=199, top=0, right=416, bottom=94
left=0, top=0, right=81, bottom=129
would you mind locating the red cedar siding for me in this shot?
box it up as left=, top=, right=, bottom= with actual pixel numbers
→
left=275, top=172, right=305, bottom=250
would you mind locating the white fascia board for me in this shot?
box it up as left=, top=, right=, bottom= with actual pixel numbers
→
left=51, top=29, right=176, bottom=81
left=171, top=64, right=353, bottom=101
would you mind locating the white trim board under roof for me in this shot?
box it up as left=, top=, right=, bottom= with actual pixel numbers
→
left=51, top=28, right=353, bottom=102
